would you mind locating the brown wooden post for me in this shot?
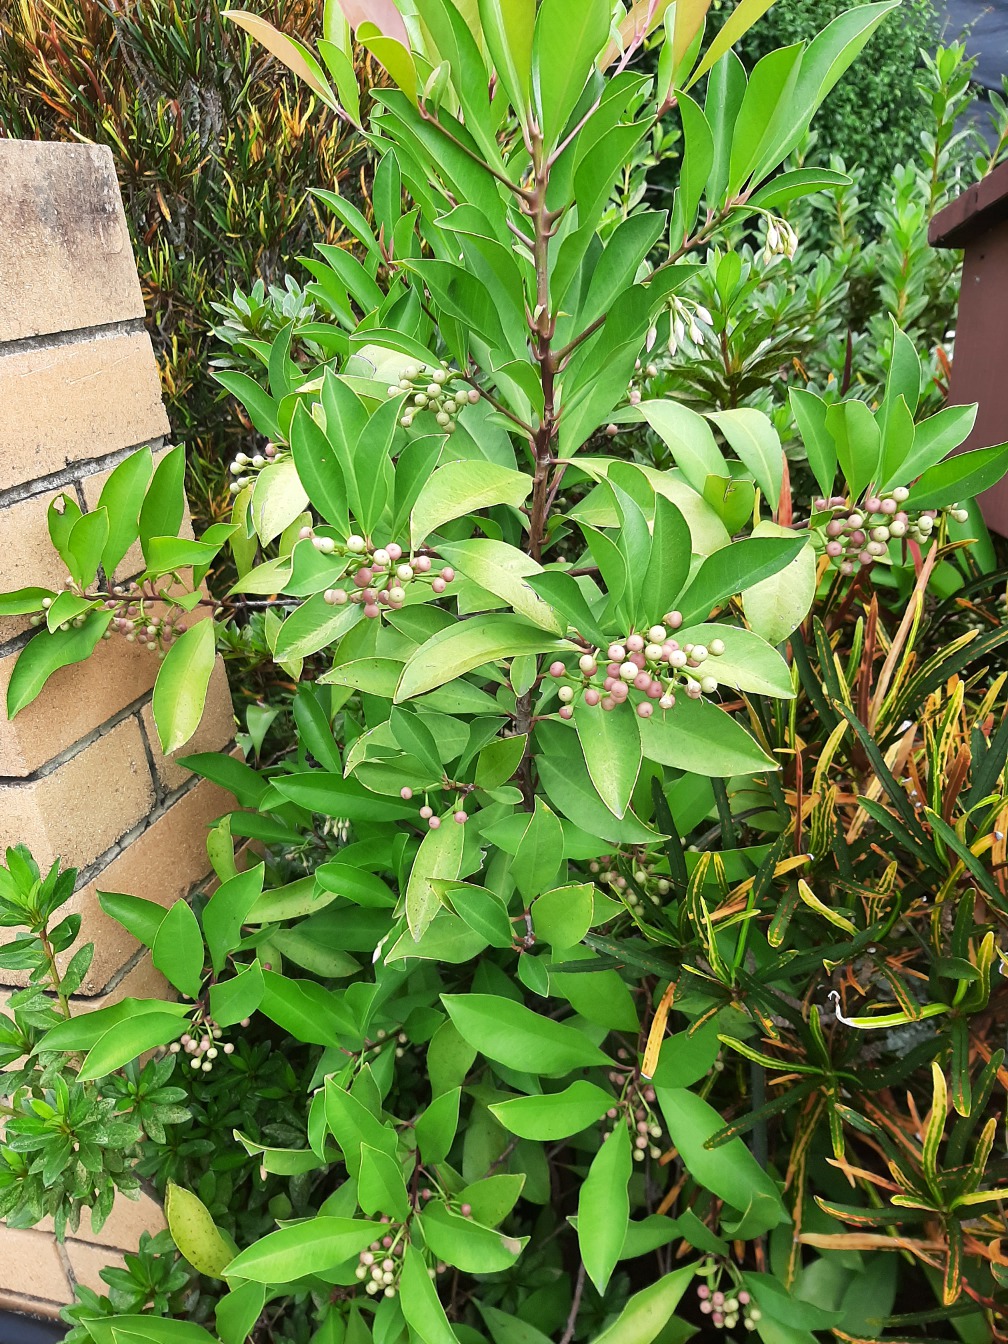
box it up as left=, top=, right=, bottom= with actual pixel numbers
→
left=929, top=158, right=1008, bottom=534
left=0, top=140, right=235, bottom=1317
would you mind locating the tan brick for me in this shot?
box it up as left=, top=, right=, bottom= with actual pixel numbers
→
left=142, top=657, right=235, bottom=793
left=0, top=717, right=154, bottom=870
left=0, top=331, right=170, bottom=493
left=64, top=1241, right=127, bottom=1294
left=66, top=776, right=237, bottom=994
left=0, top=1227, right=72, bottom=1307
left=0, top=634, right=159, bottom=777
left=0, top=140, right=144, bottom=342
left=74, top=1189, right=166, bottom=1251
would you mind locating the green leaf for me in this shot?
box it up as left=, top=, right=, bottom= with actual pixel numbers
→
left=399, top=1244, right=457, bottom=1344
left=638, top=400, right=726, bottom=494
left=642, top=492, right=692, bottom=623
left=215, top=1283, right=266, bottom=1344
left=536, top=723, right=661, bottom=845
left=77, top=1012, right=185, bottom=1082
left=478, top=0, right=534, bottom=110
left=259, top=970, right=356, bottom=1046
left=708, top=408, right=783, bottom=503
left=680, top=622, right=793, bottom=697
left=790, top=388, right=837, bottom=498
left=396, top=615, right=571, bottom=701
left=421, top=1202, right=525, bottom=1273
left=209, top=960, right=265, bottom=1028
left=511, top=799, right=565, bottom=902
left=357, top=1144, right=410, bottom=1221
left=203, top=864, right=265, bottom=975
left=275, top=595, right=362, bottom=663
left=270, top=771, right=415, bottom=822
left=165, top=1182, right=234, bottom=1278
left=654, top=1085, right=786, bottom=1236
left=532, top=882, right=594, bottom=947
left=592, top=1265, right=696, bottom=1344
left=827, top=398, right=879, bottom=500
left=908, top=442, right=1008, bottom=512
left=437, top=539, right=563, bottom=633
left=741, top=526, right=815, bottom=645
left=6, top=611, right=113, bottom=717
left=63, top=508, right=109, bottom=589
left=152, top=619, right=217, bottom=754
left=416, top=1087, right=461, bottom=1164
left=0, top=588, right=55, bottom=617
left=38, top=998, right=188, bottom=1054
left=490, top=1080, right=613, bottom=1139
left=152, top=900, right=205, bottom=999
left=686, top=0, right=775, bottom=88
left=532, top=0, right=610, bottom=146
left=406, top=815, right=466, bottom=939
left=97, top=891, right=169, bottom=950
left=578, top=1123, right=631, bottom=1294
left=747, top=168, right=850, bottom=210
left=638, top=695, right=775, bottom=775
left=252, top=456, right=310, bottom=546
left=574, top=697, right=642, bottom=819
left=290, top=401, right=349, bottom=532
left=223, top=1218, right=380, bottom=1283
left=446, top=882, right=515, bottom=948
left=893, top=402, right=977, bottom=487
left=442, top=992, right=611, bottom=1075
left=678, top=536, right=806, bottom=626
left=139, top=445, right=187, bottom=560
left=410, top=459, right=532, bottom=548
left=213, top=370, right=280, bottom=440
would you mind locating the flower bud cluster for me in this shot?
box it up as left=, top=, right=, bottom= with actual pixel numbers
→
left=228, top=442, right=283, bottom=494
left=319, top=536, right=455, bottom=620
left=548, top=613, right=726, bottom=720
left=601, top=1062, right=663, bottom=1162
left=667, top=297, right=713, bottom=358
left=816, top=487, right=968, bottom=575
left=761, top=214, right=799, bottom=264
left=696, top=1260, right=761, bottom=1332
left=169, top=1012, right=244, bottom=1073
left=399, top=784, right=472, bottom=830
left=387, top=362, right=480, bottom=433
left=356, top=1216, right=407, bottom=1298
left=588, top=854, right=670, bottom=910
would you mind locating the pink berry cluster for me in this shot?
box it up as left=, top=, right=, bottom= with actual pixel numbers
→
left=602, top=1055, right=663, bottom=1162
left=548, top=612, right=726, bottom=720
left=354, top=1213, right=448, bottom=1297
left=399, top=785, right=471, bottom=831
left=318, top=533, right=455, bottom=620
left=696, top=1262, right=760, bottom=1332
left=388, top=362, right=480, bottom=433
left=817, top=487, right=969, bottom=575
left=588, top=855, right=670, bottom=910
left=168, top=1012, right=246, bottom=1073
left=30, top=577, right=181, bottom=657
left=228, top=442, right=282, bottom=494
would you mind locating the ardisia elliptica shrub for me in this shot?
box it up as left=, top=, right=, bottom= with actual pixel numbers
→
left=4, top=0, right=1008, bottom=1341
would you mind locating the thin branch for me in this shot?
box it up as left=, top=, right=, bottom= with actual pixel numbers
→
left=418, top=103, right=532, bottom=201
left=560, top=1264, right=587, bottom=1344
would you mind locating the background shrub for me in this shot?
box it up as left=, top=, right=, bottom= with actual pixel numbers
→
left=0, top=0, right=360, bottom=524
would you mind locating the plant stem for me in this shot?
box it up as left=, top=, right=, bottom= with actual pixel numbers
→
left=39, top=924, right=72, bottom=1021
left=560, top=1264, right=586, bottom=1344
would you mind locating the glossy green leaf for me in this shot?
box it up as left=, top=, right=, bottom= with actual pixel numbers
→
left=421, top=1202, right=525, bottom=1273
left=202, top=864, right=265, bottom=975
left=490, top=1080, right=613, bottom=1139
left=6, top=610, right=113, bottom=717
left=399, top=1244, right=457, bottom=1344
left=578, top=1123, right=631, bottom=1294
left=357, top=1144, right=410, bottom=1221
left=410, top=459, right=531, bottom=548
left=532, top=882, right=594, bottom=947
left=151, top=900, right=205, bottom=999
left=437, top=539, right=563, bottom=632
left=573, top=698, right=642, bottom=819
left=442, top=992, right=611, bottom=1074
left=405, top=814, right=465, bottom=939
left=77, top=1012, right=186, bottom=1082
left=532, top=0, right=610, bottom=146
left=511, top=799, right=565, bottom=902
left=677, top=535, right=806, bottom=626
left=223, top=1218, right=380, bottom=1283
left=478, top=0, right=533, bottom=110
left=708, top=408, right=783, bottom=503
left=396, top=615, right=571, bottom=701
left=138, top=444, right=186, bottom=558
left=908, top=442, right=1008, bottom=512
left=152, top=618, right=217, bottom=754
left=638, top=694, right=776, bottom=775
left=209, top=960, right=265, bottom=1028
left=415, top=1087, right=461, bottom=1164
left=592, top=1265, right=696, bottom=1344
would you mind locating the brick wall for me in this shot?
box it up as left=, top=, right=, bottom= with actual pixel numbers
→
left=0, top=140, right=237, bottom=1317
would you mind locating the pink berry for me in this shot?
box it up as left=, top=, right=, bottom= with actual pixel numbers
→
left=826, top=541, right=843, bottom=557
left=549, top=661, right=566, bottom=677
left=460, top=1203, right=472, bottom=1217
left=432, top=577, right=446, bottom=594
left=400, top=787, right=413, bottom=800
left=626, top=633, right=644, bottom=652
left=364, top=603, right=380, bottom=618
left=387, top=542, right=403, bottom=561
left=608, top=643, right=626, bottom=661
left=429, top=815, right=441, bottom=829
left=584, top=688, right=600, bottom=707
left=601, top=696, right=616, bottom=711
left=698, top=1286, right=710, bottom=1300
left=637, top=702, right=654, bottom=718
left=440, top=567, right=455, bottom=582
left=634, top=671, right=651, bottom=691
left=559, top=705, right=573, bottom=719
left=353, top=567, right=373, bottom=588
left=414, top=555, right=432, bottom=572
left=611, top=682, right=628, bottom=702
left=647, top=681, right=663, bottom=699
left=665, top=610, right=683, bottom=629
left=454, top=810, right=468, bottom=824
left=738, top=1292, right=750, bottom=1305
left=419, top=805, right=433, bottom=820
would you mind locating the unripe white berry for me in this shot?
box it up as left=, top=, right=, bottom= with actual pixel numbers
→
left=558, top=686, right=574, bottom=703
left=346, top=535, right=366, bottom=553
